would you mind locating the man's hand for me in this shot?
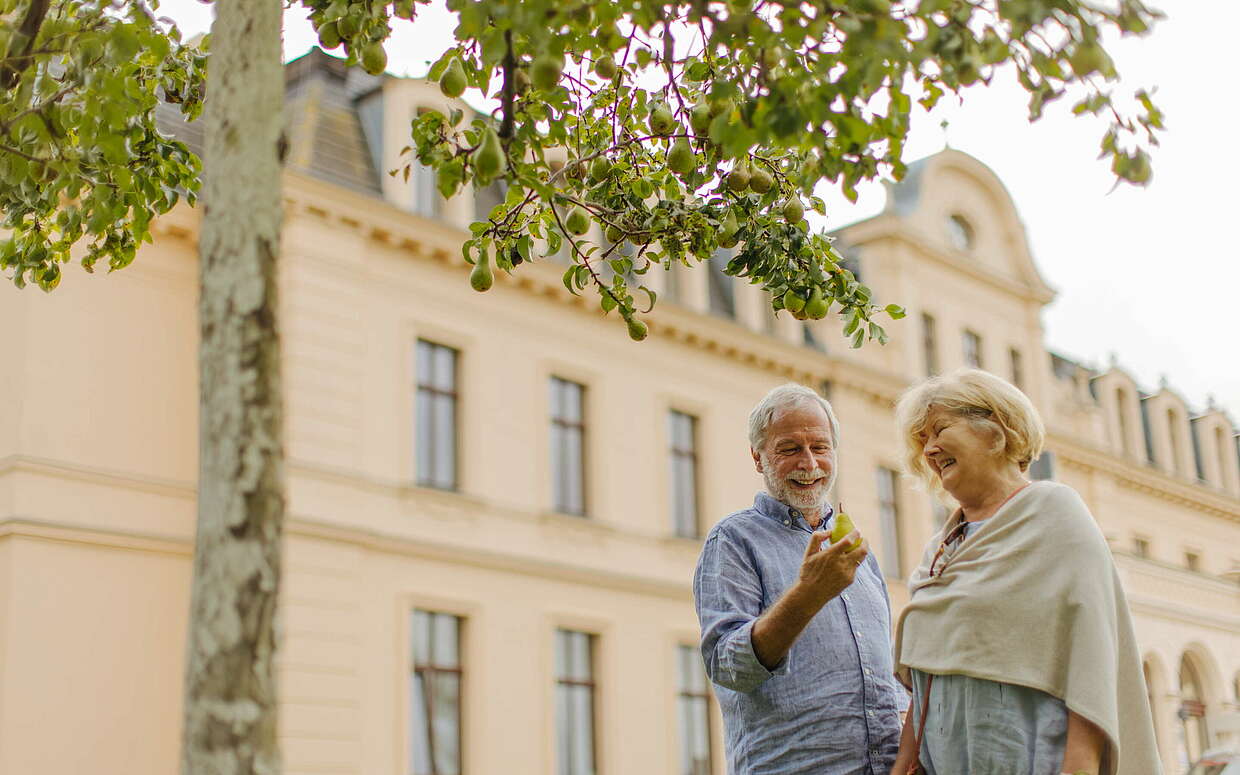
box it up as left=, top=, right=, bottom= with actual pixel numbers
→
left=798, top=530, right=869, bottom=606
left=751, top=529, right=869, bottom=670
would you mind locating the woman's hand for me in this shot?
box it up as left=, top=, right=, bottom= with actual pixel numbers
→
left=1061, top=711, right=1106, bottom=775
left=889, top=708, right=919, bottom=775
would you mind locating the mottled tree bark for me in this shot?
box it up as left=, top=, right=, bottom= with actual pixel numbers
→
left=181, top=1, right=285, bottom=774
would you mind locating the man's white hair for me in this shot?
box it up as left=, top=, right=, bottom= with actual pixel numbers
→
left=747, top=383, right=840, bottom=451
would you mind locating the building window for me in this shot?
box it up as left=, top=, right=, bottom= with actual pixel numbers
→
left=1116, top=388, right=1132, bottom=456
left=1009, top=348, right=1024, bottom=390
left=550, top=377, right=587, bottom=516
left=555, top=629, right=597, bottom=775
left=669, top=410, right=700, bottom=538
left=947, top=213, right=974, bottom=251
left=1028, top=450, right=1056, bottom=481
left=706, top=250, right=735, bottom=318
left=416, top=340, right=459, bottom=490
left=676, top=645, right=712, bottom=775
left=410, top=610, right=463, bottom=775
left=1184, top=550, right=1201, bottom=573
left=1133, top=536, right=1150, bottom=559
left=876, top=467, right=902, bottom=578
left=921, top=313, right=939, bottom=376
left=410, top=163, right=440, bottom=218
left=962, top=329, right=983, bottom=369
left=802, top=323, right=825, bottom=352
left=1167, top=408, right=1182, bottom=475
left=1178, top=655, right=1209, bottom=767
left=1215, top=426, right=1229, bottom=488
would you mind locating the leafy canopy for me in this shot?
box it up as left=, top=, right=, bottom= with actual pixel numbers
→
left=0, top=0, right=206, bottom=291
left=2, top=0, right=1162, bottom=347
left=301, top=0, right=1162, bottom=344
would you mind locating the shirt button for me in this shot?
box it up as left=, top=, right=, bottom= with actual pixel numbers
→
left=865, top=668, right=873, bottom=676
left=854, top=630, right=862, bottom=638
left=867, top=709, right=874, bottom=716
left=783, top=520, right=790, bottom=526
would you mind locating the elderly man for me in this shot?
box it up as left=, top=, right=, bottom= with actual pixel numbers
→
left=693, top=383, right=906, bottom=774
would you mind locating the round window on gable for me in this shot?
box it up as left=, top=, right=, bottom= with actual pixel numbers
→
left=947, top=213, right=975, bottom=252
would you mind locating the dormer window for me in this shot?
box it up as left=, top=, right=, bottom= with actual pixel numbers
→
left=947, top=213, right=974, bottom=251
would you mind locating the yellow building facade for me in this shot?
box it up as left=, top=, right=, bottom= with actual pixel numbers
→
left=1, top=50, right=1237, bottom=775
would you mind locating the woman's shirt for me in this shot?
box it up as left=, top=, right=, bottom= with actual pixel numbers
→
left=909, top=517, right=1069, bottom=775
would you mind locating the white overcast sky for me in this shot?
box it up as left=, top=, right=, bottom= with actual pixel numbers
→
left=158, top=0, right=1240, bottom=423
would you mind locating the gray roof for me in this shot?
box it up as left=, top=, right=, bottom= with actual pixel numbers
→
left=156, top=47, right=382, bottom=197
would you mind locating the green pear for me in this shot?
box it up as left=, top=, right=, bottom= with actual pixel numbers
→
left=565, top=206, right=591, bottom=236
left=805, top=287, right=829, bottom=319
left=361, top=42, right=387, bottom=76
left=440, top=57, right=467, bottom=98
left=830, top=510, right=862, bottom=551
left=667, top=138, right=694, bottom=176
left=594, top=53, right=617, bottom=80
left=531, top=55, right=564, bottom=91
left=726, top=163, right=751, bottom=192
left=589, top=155, right=612, bottom=182
left=473, top=127, right=506, bottom=182
left=626, top=316, right=648, bottom=341
left=749, top=166, right=774, bottom=193
left=469, top=251, right=494, bottom=292
left=317, top=21, right=341, bottom=49
left=605, top=223, right=624, bottom=243
left=648, top=102, right=676, bottom=136
left=719, top=209, right=740, bottom=248
left=782, top=197, right=805, bottom=223
left=689, top=103, right=713, bottom=135
left=782, top=289, right=806, bottom=314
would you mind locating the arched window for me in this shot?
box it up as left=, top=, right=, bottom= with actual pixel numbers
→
left=1177, top=655, right=1209, bottom=767
left=946, top=213, right=974, bottom=251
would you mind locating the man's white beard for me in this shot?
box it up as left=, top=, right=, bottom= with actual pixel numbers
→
left=763, top=463, right=833, bottom=516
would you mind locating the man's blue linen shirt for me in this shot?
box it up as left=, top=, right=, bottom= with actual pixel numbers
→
left=693, top=492, right=907, bottom=775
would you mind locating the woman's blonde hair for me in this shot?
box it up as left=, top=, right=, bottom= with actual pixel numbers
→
left=894, top=368, right=1045, bottom=496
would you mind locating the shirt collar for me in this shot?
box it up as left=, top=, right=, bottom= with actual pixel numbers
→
left=753, top=491, right=834, bottom=531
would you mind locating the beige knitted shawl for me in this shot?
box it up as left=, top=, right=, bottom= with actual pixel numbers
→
left=893, top=481, right=1161, bottom=775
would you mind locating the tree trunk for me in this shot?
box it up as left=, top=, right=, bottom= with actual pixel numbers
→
left=181, top=1, right=285, bottom=773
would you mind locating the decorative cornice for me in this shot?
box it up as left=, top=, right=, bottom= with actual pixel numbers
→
left=0, top=454, right=196, bottom=499
left=1051, top=434, right=1240, bottom=522
left=0, top=517, right=191, bottom=556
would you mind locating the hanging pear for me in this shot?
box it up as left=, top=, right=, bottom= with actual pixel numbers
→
left=531, top=55, right=564, bottom=91
left=440, top=57, right=467, bottom=98
left=667, top=138, right=694, bottom=176
left=805, top=287, right=829, bottom=319
left=565, top=206, right=591, bottom=236
left=473, top=127, right=506, bottom=184
left=470, top=250, right=494, bottom=292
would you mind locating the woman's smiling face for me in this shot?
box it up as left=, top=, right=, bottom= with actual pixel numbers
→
left=917, top=405, right=1003, bottom=498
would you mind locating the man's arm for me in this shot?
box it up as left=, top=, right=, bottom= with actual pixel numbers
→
left=751, top=530, right=869, bottom=669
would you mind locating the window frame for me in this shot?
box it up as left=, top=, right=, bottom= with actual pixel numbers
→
left=875, top=466, right=903, bottom=579
left=669, top=410, right=701, bottom=538
left=409, top=609, right=464, bottom=775
left=675, top=644, right=713, bottom=775
left=554, top=629, right=598, bottom=775
left=550, top=377, right=588, bottom=516
left=415, top=339, right=460, bottom=491
left=921, top=313, right=939, bottom=376
left=962, top=329, right=983, bottom=369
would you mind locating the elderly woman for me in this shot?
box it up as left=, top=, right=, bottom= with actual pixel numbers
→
left=888, top=369, right=1160, bottom=775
